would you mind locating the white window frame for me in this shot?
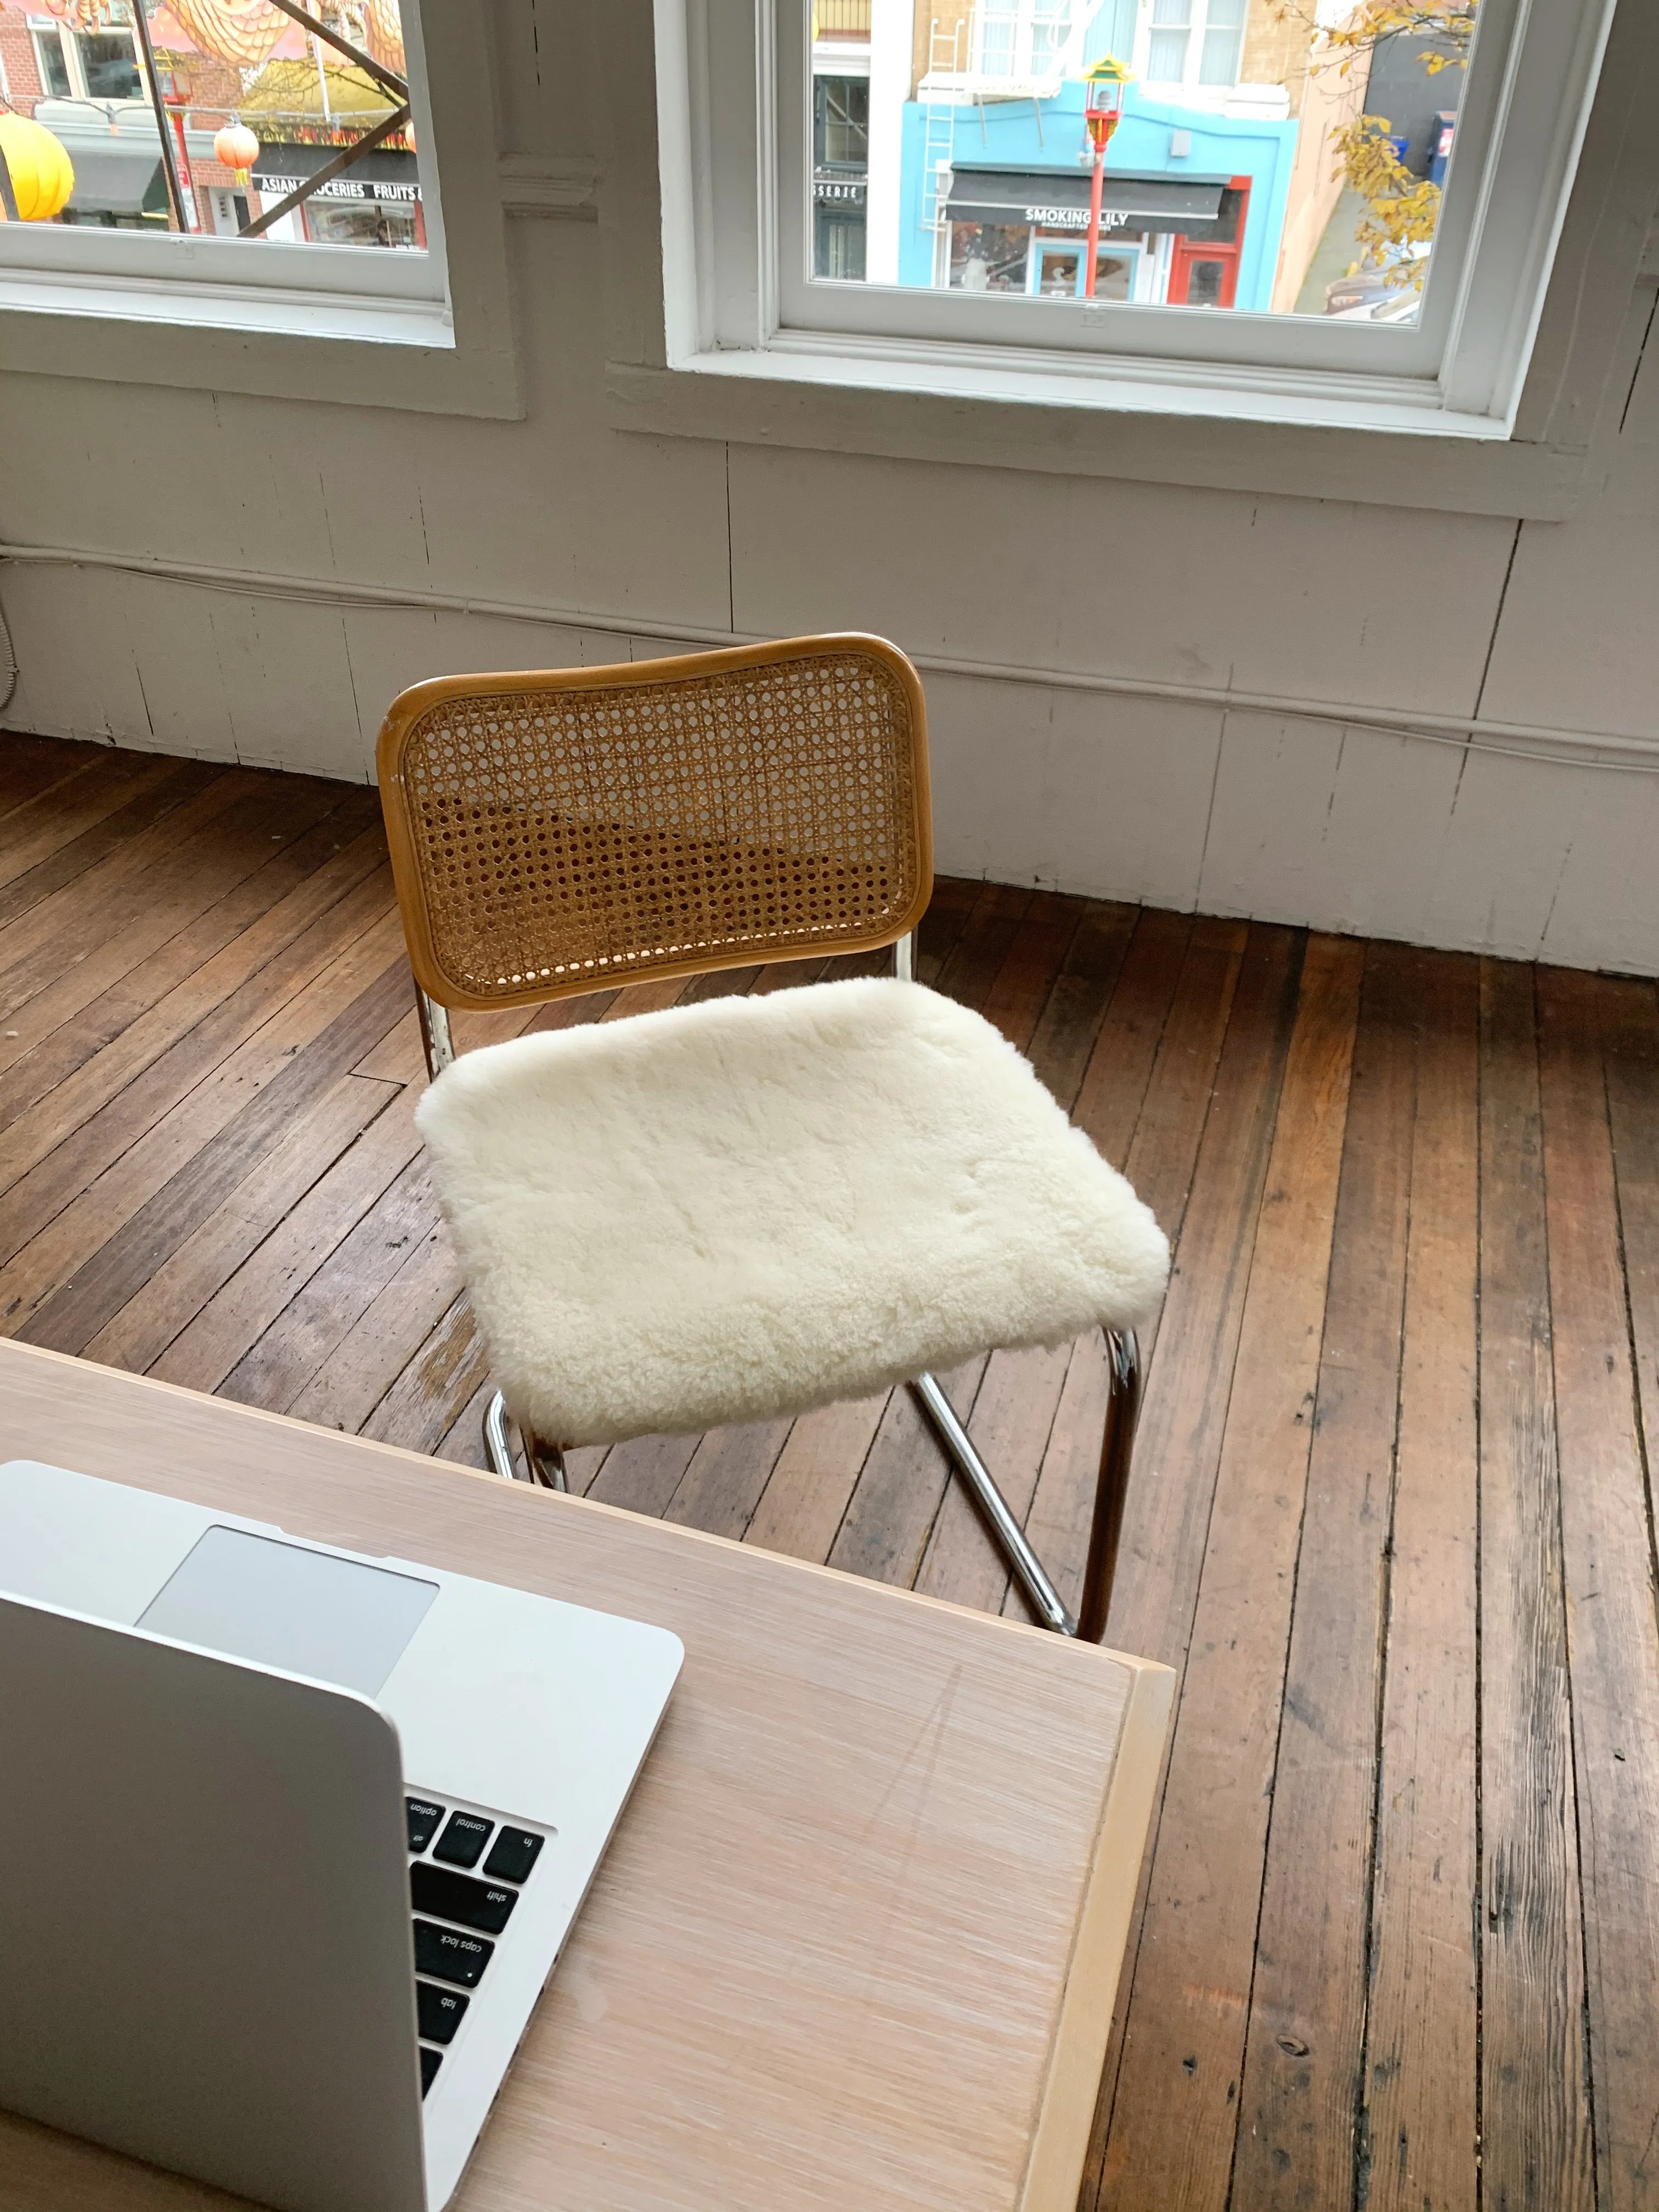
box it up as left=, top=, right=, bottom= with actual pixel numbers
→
left=648, top=0, right=1622, bottom=445
left=969, top=0, right=1088, bottom=88
left=0, top=0, right=519, bottom=419
left=1137, top=0, right=1248, bottom=95
left=29, top=20, right=75, bottom=100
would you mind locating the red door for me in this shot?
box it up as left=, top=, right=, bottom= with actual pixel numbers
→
left=1168, top=176, right=1250, bottom=308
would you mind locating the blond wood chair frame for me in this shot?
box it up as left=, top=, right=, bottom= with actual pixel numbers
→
left=376, top=634, right=1141, bottom=1642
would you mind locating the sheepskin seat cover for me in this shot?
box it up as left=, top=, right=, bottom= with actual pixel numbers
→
left=416, top=977, right=1170, bottom=1448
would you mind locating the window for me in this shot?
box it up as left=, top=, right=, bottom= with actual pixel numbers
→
left=1146, top=0, right=1192, bottom=84
left=1144, top=0, right=1245, bottom=91
left=31, top=27, right=71, bottom=99
left=0, top=0, right=516, bottom=414
left=966, top=0, right=1080, bottom=86
left=657, top=0, right=1623, bottom=439
left=75, top=29, right=142, bottom=100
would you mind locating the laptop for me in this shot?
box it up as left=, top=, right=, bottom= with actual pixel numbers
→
left=0, top=1458, right=684, bottom=2212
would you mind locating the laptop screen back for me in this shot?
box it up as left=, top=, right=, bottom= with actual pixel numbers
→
left=138, top=1526, right=438, bottom=1694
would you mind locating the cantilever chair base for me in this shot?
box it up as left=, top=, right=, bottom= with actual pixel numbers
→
left=477, top=1341, right=1141, bottom=1638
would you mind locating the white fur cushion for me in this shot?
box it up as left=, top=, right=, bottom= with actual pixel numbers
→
left=416, top=978, right=1169, bottom=1447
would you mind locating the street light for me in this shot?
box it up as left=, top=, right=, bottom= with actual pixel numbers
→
left=1081, top=56, right=1131, bottom=301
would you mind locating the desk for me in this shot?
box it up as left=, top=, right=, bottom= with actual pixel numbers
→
left=0, top=1340, right=1173, bottom=2212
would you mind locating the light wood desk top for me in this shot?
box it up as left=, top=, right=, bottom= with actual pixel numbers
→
left=0, top=1340, right=1172, bottom=2212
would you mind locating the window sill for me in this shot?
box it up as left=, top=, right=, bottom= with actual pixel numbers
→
left=0, top=274, right=520, bottom=418
left=0, top=266, right=455, bottom=348
left=605, top=342, right=1589, bottom=520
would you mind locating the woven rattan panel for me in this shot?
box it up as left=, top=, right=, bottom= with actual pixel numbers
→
left=400, top=650, right=926, bottom=1003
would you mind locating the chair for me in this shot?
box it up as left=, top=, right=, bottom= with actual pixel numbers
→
left=375, top=634, right=1168, bottom=1641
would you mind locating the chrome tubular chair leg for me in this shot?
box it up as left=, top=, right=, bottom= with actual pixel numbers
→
left=894, top=931, right=915, bottom=983
left=483, top=1390, right=521, bottom=1481
left=526, top=1435, right=568, bottom=1492
left=1079, top=1328, right=1143, bottom=1645
left=911, top=1371, right=1077, bottom=1638
left=483, top=1390, right=568, bottom=1490
left=416, top=985, right=454, bottom=1080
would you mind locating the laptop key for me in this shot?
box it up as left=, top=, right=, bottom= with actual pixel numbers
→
left=406, top=1797, right=446, bottom=1854
left=420, top=2047, right=442, bottom=2097
left=417, top=1980, right=470, bottom=2046
left=414, top=1918, right=494, bottom=1988
left=411, top=1861, right=518, bottom=1936
left=432, top=1811, right=493, bottom=1869
left=483, top=1826, right=545, bottom=1884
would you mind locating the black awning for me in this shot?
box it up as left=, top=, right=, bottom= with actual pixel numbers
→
left=251, top=143, right=420, bottom=205
left=944, top=167, right=1225, bottom=234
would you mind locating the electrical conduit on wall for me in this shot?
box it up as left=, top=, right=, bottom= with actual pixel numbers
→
left=0, top=542, right=1656, bottom=776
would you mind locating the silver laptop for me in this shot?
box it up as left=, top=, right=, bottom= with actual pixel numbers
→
left=0, top=1459, right=684, bottom=2212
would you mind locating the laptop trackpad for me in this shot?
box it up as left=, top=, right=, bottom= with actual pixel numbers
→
left=138, top=1527, right=438, bottom=1695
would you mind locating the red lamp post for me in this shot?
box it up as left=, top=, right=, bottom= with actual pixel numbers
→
left=1081, top=58, right=1131, bottom=300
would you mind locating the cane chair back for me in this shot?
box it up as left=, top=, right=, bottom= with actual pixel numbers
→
left=375, top=634, right=933, bottom=1013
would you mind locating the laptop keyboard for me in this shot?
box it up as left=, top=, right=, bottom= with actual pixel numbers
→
left=407, top=1794, right=546, bottom=2097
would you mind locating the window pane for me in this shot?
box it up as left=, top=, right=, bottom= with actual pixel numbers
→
left=33, top=32, right=71, bottom=99
left=18, top=0, right=426, bottom=252
left=1030, top=0, right=1073, bottom=77
left=978, top=10, right=1016, bottom=76
left=949, top=221, right=1029, bottom=291
left=1198, top=0, right=1245, bottom=87
left=77, top=32, right=142, bottom=100
left=805, top=0, right=1460, bottom=324
left=1148, top=0, right=1191, bottom=80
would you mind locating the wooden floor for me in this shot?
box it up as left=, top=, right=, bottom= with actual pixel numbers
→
left=4, top=730, right=1659, bottom=2212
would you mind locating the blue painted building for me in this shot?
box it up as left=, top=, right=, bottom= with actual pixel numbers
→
left=895, top=76, right=1296, bottom=312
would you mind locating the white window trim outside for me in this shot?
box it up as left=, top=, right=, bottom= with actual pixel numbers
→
left=0, top=0, right=521, bottom=418
left=612, top=0, right=1657, bottom=507
left=1135, top=0, right=1249, bottom=96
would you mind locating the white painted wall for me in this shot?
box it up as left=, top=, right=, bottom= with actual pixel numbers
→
left=2, top=0, right=1658, bottom=974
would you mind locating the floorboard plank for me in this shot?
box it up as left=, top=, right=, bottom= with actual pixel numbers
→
left=19, top=954, right=412, bottom=1353
left=825, top=1356, right=988, bottom=1587
left=1025, top=899, right=1139, bottom=1110
left=663, top=1418, right=799, bottom=1542
left=364, top=1292, right=491, bottom=1458
left=1231, top=940, right=1417, bottom=2211
left=979, top=890, right=1083, bottom=1048
left=913, top=874, right=979, bottom=985
left=1363, top=951, right=1481, bottom=2212
left=0, top=902, right=408, bottom=1330
left=742, top=1393, right=890, bottom=1565
left=0, top=747, right=183, bottom=896
left=0, top=830, right=390, bottom=1210
left=217, top=1149, right=444, bottom=1415
left=1018, top=917, right=1248, bottom=1638
left=1478, top=958, right=1595, bottom=2212
left=0, top=791, right=380, bottom=1102
left=1538, top=965, right=1659, bottom=2212
left=0, top=732, right=105, bottom=825
left=1098, top=936, right=1362, bottom=2212
left=149, top=1064, right=427, bottom=1393
left=1069, top=909, right=1196, bottom=1164
left=1082, top=922, right=1302, bottom=2206
left=0, top=765, right=258, bottom=1003
left=81, top=1072, right=401, bottom=1378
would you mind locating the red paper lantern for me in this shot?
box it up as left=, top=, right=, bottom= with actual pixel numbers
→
left=213, top=123, right=260, bottom=177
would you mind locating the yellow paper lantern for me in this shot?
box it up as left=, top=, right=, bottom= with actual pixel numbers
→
left=0, top=113, right=75, bottom=223
left=213, top=123, right=260, bottom=176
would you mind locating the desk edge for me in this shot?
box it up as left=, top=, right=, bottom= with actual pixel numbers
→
left=1017, top=1655, right=1176, bottom=2212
